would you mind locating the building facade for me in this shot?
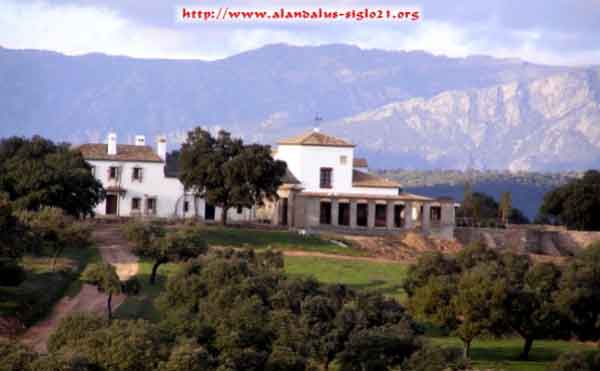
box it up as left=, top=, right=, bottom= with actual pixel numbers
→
left=80, top=130, right=455, bottom=239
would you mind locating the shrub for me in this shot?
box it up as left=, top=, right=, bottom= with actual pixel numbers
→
left=48, top=313, right=107, bottom=353
left=403, top=344, right=468, bottom=371
left=122, top=220, right=165, bottom=248
left=17, top=207, right=93, bottom=258
left=0, top=340, right=37, bottom=371
left=548, top=351, right=600, bottom=371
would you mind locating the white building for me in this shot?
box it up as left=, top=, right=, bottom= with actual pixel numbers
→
left=79, top=130, right=455, bottom=238
left=78, top=133, right=254, bottom=222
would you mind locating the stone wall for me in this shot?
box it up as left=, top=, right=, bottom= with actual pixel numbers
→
left=455, top=226, right=600, bottom=256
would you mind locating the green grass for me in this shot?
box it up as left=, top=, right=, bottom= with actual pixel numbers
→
left=431, top=337, right=598, bottom=371
left=0, top=246, right=100, bottom=327
left=199, top=225, right=367, bottom=256
left=284, top=255, right=408, bottom=301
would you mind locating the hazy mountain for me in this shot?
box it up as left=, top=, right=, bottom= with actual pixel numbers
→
left=325, top=69, right=600, bottom=171
left=1, top=43, right=596, bottom=171
left=1, top=44, right=565, bottom=141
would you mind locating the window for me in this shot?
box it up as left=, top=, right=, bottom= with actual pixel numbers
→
left=319, top=201, right=332, bottom=225
left=340, top=155, right=347, bottom=165
left=237, top=206, right=243, bottom=214
left=338, top=203, right=350, bottom=226
left=320, top=168, right=332, bottom=189
left=132, top=167, right=143, bottom=182
left=183, top=201, right=190, bottom=213
left=146, top=198, right=157, bottom=215
left=108, top=166, right=119, bottom=180
left=375, top=204, right=387, bottom=227
left=356, top=203, right=368, bottom=227
left=131, top=198, right=141, bottom=211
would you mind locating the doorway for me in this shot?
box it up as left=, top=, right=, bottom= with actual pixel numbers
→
left=204, top=203, right=215, bottom=221
left=105, top=194, right=118, bottom=215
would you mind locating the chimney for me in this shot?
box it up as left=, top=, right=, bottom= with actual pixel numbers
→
left=134, top=135, right=146, bottom=146
left=107, top=132, right=117, bottom=155
left=156, top=135, right=167, bottom=161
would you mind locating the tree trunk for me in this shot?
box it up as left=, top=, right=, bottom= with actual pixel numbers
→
left=519, top=337, right=534, bottom=360
left=51, top=248, right=62, bottom=272
left=221, top=205, right=229, bottom=225
left=150, top=261, right=163, bottom=285
left=321, top=360, right=330, bottom=371
left=107, top=293, right=113, bottom=321
left=463, top=340, right=471, bottom=360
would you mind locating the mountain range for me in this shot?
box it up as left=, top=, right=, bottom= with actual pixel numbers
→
left=1, top=43, right=598, bottom=171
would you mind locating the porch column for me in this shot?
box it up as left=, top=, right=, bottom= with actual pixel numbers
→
left=350, top=200, right=357, bottom=228
left=422, top=203, right=431, bottom=231
left=386, top=200, right=395, bottom=229
left=404, top=201, right=413, bottom=229
left=288, top=192, right=295, bottom=227
left=367, top=200, right=376, bottom=229
left=331, top=199, right=339, bottom=227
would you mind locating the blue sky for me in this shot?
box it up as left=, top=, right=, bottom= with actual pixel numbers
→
left=1, top=0, right=599, bottom=65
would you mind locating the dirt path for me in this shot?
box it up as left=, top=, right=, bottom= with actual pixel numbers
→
left=20, top=224, right=139, bottom=353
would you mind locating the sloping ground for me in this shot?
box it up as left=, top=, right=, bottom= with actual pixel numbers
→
left=20, top=225, right=138, bottom=353
left=345, top=231, right=462, bottom=261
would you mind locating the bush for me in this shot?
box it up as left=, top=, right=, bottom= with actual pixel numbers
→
left=548, top=351, right=600, bottom=371
left=0, top=270, right=73, bottom=325
left=17, top=207, right=93, bottom=256
left=0, top=340, right=36, bottom=371
left=403, top=345, right=468, bottom=371
left=122, top=220, right=165, bottom=249
left=48, top=313, right=107, bottom=353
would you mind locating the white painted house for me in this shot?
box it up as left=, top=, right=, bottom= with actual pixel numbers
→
left=79, top=130, right=455, bottom=238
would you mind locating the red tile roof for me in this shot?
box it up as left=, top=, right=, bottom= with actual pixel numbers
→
left=352, top=170, right=401, bottom=189
left=353, top=158, right=368, bottom=168
left=277, top=131, right=354, bottom=147
left=77, top=144, right=163, bottom=162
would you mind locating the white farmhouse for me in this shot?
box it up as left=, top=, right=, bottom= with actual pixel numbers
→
left=79, top=130, right=455, bottom=239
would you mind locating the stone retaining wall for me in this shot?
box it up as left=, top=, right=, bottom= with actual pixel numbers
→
left=455, top=226, right=600, bottom=256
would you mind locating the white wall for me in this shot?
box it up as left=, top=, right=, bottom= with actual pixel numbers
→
left=90, top=159, right=255, bottom=220
left=275, top=144, right=398, bottom=196
left=276, top=144, right=354, bottom=193
left=89, top=160, right=184, bottom=218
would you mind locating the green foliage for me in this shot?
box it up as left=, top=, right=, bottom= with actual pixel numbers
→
left=48, top=313, right=107, bottom=353
left=499, top=191, right=512, bottom=223
left=156, top=250, right=423, bottom=370
left=555, top=241, right=600, bottom=342
left=127, top=221, right=208, bottom=284
left=50, top=317, right=166, bottom=371
left=17, top=207, right=92, bottom=268
left=122, top=220, right=166, bottom=249
left=402, top=344, right=468, bottom=371
left=458, top=190, right=529, bottom=225
left=538, top=169, right=600, bottom=230
left=179, top=128, right=287, bottom=224
left=547, top=351, right=600, bottom=371
left=406, top=244, right=569, bottom=361
left=160, top=340, right=215, bottom=371
left=0, top=194, right=26, bottom=260
left=0, top=136, right=104, bottom=217
left=81, top=263, right=123, bottom=320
